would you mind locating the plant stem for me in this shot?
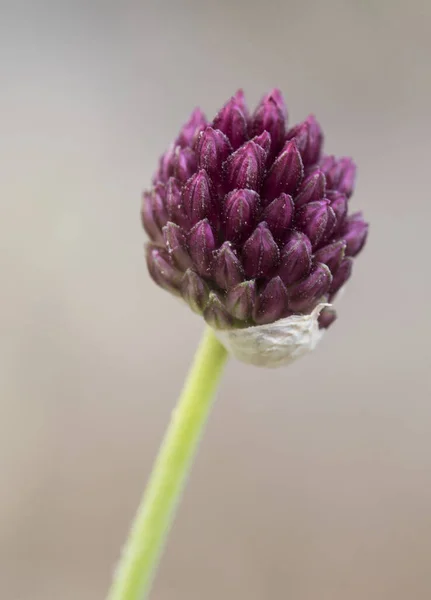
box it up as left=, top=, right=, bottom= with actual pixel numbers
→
left=107, top=327, right=228, bottom=600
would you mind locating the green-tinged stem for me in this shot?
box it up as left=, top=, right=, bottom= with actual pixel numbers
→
left=107, top=327, right=228, bottom=600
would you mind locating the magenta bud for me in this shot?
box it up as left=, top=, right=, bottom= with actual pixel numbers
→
left=251, top=130, right=272, bottom=155
left=203, top=292, right=234, bottom=329
left=212, top=90, right=248, bottom=150
left=286, top=115, right=323, bottom=166
left=180, top=269, right=209, bottom=314
left=146, top=244, right=182, bottom=295
left=342, top=212, right=368, bottom=256
left=223, top=189, right=260, bottom=243
left=287, top=262, right=333, bottom=312
left=326, top=190, right=348, bottom=231
left=141, top=189, right=168, bottom=243
left=213, top=242, right=245, bottom=290
left=262, top=193, right=294, bottom=241
left=242, top=222, right=280, bottom=278
left=294, top=170, right=326, bottom=207
left=337, top=159, right=356, bottom=198
left=182, top=169, right=215, bottom=226
left=254, top=276, right=288, bottom=325
left=196, top=126, right=232, bottom=181
left=329, top=257, right=353, bottom=296
left=296, top=200, right=336, bottom=248
left=320, top=156, right=356, bottom=197
left=318, top=306, right=337, bottom=329
left=166, top=177, right=189, bottom=229
left=263, top=140, right=304, bottom=204
left=188, top=219, right=216, bottom=277
left=314, top=240, right=346, bottom=272
left=162, top=222, right=193, bottom=270
left=278, top=231, right=312, bottom=285
left=173, top=146, right=197, bottom=182
left=224, top=141, right=267, bottom=191
left=225, top=280, right=257, bottom=321
left=175, top=108, right=207, bottom=148
left=252, top=90, right=286, bottom=154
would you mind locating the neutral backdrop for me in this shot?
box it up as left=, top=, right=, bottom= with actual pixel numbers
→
left=2, top=1, right=431, bottom=599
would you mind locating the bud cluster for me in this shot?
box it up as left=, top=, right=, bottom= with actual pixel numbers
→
left=142, top=90, right=368, bottom=329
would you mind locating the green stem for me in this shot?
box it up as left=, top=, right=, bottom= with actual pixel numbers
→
left=107, top=327, right=228, bottom=600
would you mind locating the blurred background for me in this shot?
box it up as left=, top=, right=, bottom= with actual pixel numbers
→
left=1, top=1, right=431, bottom=598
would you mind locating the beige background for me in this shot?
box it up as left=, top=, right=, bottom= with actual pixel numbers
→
left=1, top=1, right=431, bottom=598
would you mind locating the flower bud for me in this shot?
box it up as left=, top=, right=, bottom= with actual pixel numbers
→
left=146, top=244, right=182, bottom=295
left=318, top=306, right=337, bottom=329
left=320, top=156, right=355, bottom=197
left=223, top=189, right=260, bottom=243
left=173, top=146, right=197, bottom=182
left=287, top=262, right=332, bottom=312
left=314, top=240, right=346, bottom=272
left=166, top=177, right=189, bottom=229
left=329, top=257, right=353, bottom=296
left=286, top=115, right=323, bottom=166
left=141, top=189, right=168, bottom=243
left=196, top=126, right=232, bottom=181
left=225, top=280, right=257, bottom=321
left=294, top=170, right=326, bottom=207
left=278, top=231, right=312, bottom=285
left=326, top=190, right=348, bottom=231
left=204, top=292, right=235, bottom=329
left=263, top=140, right=304, bottom=203
left=213, top=242, right=245, bottom=290
left=254, top=276, right=289, bottom=325
left=182, top=169, right=215, bottom=226
left=212, top=90, right=248, bottom=149
left=180, top=269, right=209, bottom=314
left=251, top=89, right=286, bottom=155
left=342, top=213, right=369, bottom=257
left=251, top=131, right=272, bottom=155
left=296, top=200, right=336, bottom=248
left=262, top=193, right=294, bottom=241
left=188, top=219, right=216, bottom=277
left=242, top=222, right=280, bottom=278
left=224, top=141, right=267, bottom=191
left=162, top=222, right=192, bottom=270
left=175, top=108, right=207, bottom=148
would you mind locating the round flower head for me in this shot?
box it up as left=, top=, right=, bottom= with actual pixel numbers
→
left=142, top=90, right=368, bottom=366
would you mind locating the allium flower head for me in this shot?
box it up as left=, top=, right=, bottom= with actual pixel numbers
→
left=142, top=90, right=368, bottom=365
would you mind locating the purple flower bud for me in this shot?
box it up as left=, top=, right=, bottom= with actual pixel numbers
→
left=338, top=159, right=356, bottom=198
left=296, top=200, right=336, bottom=248
left=326, top=190, right=348, bottom=231
left=146, top=244, right=182, bottom=295
left=163, top=222, right=193, bottom=270
left=180, top=269, right=209, bottom=314
left=188, top=219, right=216, bottom=277
left=251, top=131, right=272, bottom=155
left=175, top=108, right=207, bottom=148
left=166, top=177, right=189, bottom=229
left=213, top=242, right=244, bottom=290
left=242, top=222, right=280, bottom=278
left=320, top=156, right=356, bottom=197
left=263, top=140, right=304, bottom=204
left=196, top=127, right=232, bottom=181
left=294, top=169, right=326, bottom=207
left=212, top=90, right=248, bottom=150
left=224, top=141, right=267, bottom=191
left=225, top=280, right=257, bottom=321
left=342, top=212, right=368, bottom=256
left=223, top=189, right=260, bottom=243
left=314, top=240, right=346, bottom=272
left=261, top=193, right=294, bottom=241
left=141, top=189, right=168, bottom=243
left=329, top=257, right=353, bottom=296
left=173, top=146, right=197, bottom=182
left=286, top=115, right=323, bottom=166
left=182, top=169, right=215, bottom=226
left=287, top=262, right=333, bottom=312
left=155, top=144, right=176, bottom=183
left=203, top=292, right=235, bottom=329
left=254, top=276, right=288, bottom=325
left=318, top=306, right=337, bottom=329
left=251, top=89, right=286, bottom=155
left=278, top=231, right=312, bottom=285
